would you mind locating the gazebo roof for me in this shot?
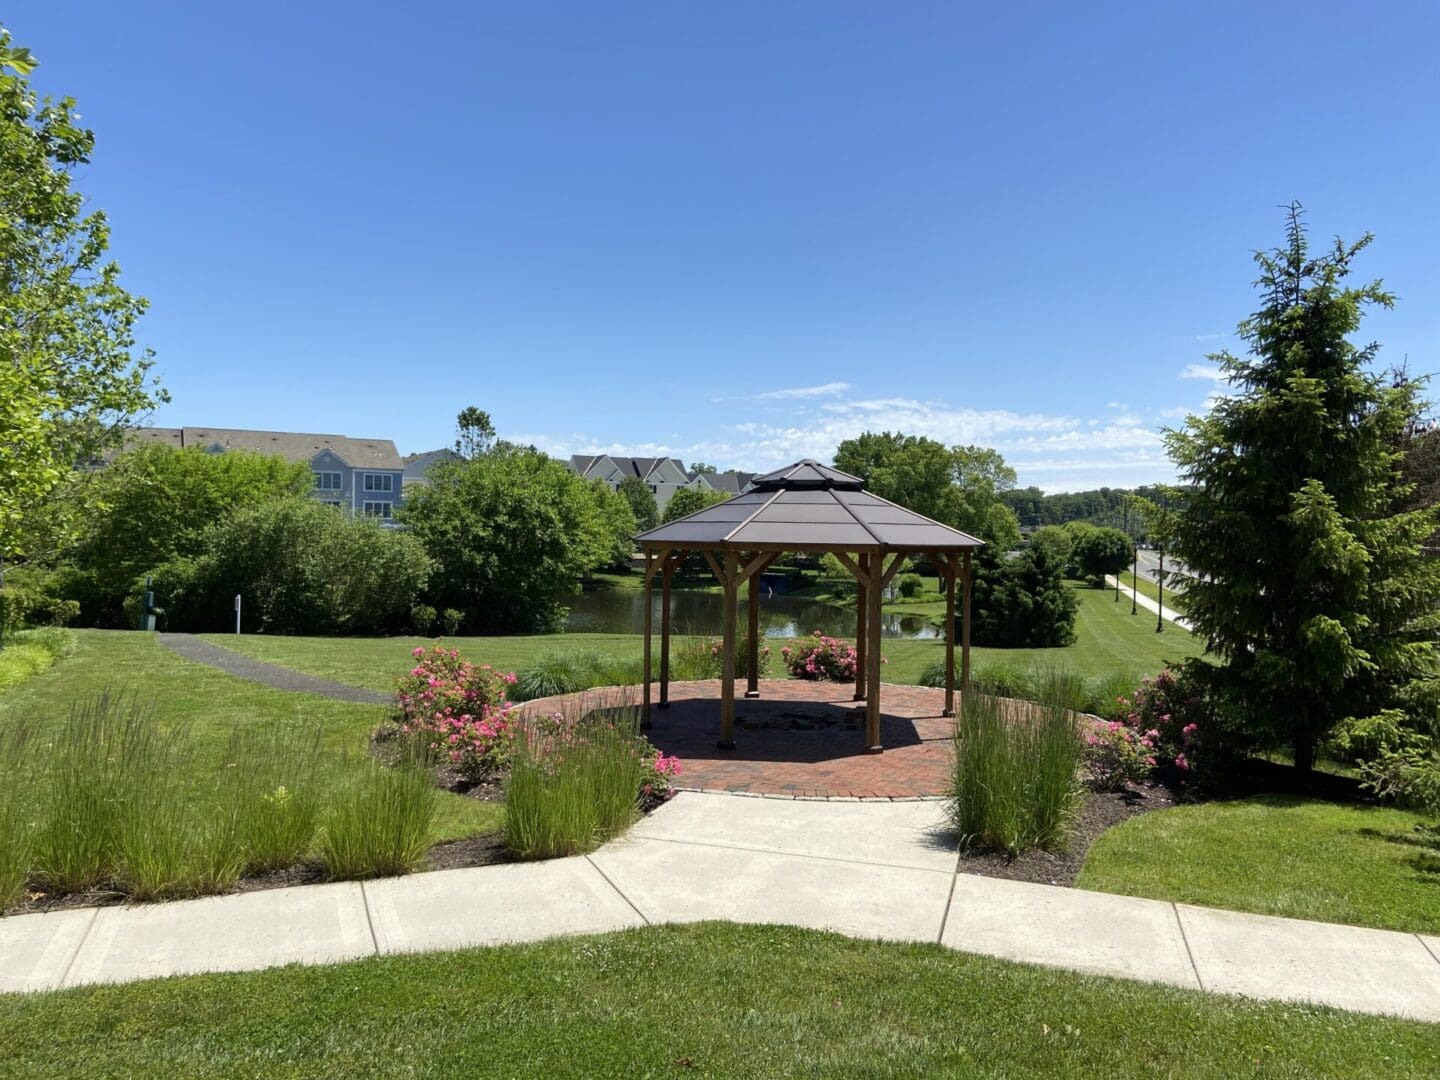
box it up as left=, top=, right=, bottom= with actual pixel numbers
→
left=636, top=458, right=986, bottom=551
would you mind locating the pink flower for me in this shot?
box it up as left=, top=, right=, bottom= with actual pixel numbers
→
left=1174, top=753, right=1189, bottom=770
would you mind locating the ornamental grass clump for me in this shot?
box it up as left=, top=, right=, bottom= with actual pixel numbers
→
left=510, top=649, right=642, bottom=702
left=502, top=696, right=655, bottom=860
left=224, top=721, right=324, bottom=873
left=947, top=675, right=1085, bottom=854
left=319, top=757, right=436, bottom=880
left=0, top=721, right=35, bottom=911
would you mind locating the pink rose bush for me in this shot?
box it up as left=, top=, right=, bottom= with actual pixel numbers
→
left=394, top=645, right=518, bottom=781
left=782, top=631, right=861, bottom=682
left=640, top=746, right=683, bottom=801
left=1083, top=668, right=1207, bottom=791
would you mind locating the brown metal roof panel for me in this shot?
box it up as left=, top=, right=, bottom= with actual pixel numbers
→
left=752, top=503, right=859, bottom=524
left=730, top=522, right=876, bottom=545
left=869, top=522, right=984, bottom=547
left=639, top=522, right=735, bottom=543
left=764, top=489, right=840, bottom=505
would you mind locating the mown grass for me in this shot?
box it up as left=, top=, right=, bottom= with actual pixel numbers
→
left=3, top=923, right=1436, bottom=1077
left=0, top=627, right=76, bottom=696
left=0, top=631, right=499, bottom=849
left=1077, top=795, right=1440, bottom=934
left=201, top=583, right=1205, bottom=692
left=1118, top=568, right=1189, bottom=614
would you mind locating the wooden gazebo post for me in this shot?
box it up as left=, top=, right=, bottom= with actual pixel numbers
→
left=961, top=549, right=974, bottom=695
left=718, top=549, right=739, bottom=749
left=745, top=566, right=761, bottom=699
left=641, top=549, right=658, bottom=727
left=853, top=553, right=868, bottom=702
left=864, top=551, right=885, bottom=751
left=659, top=553, right=676, bottom=709
left=942, top=553, right=957, bottom=718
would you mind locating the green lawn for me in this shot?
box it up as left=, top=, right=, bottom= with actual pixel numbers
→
left=0, top=630, right=499, bottom=843
left=3, top=923, right=1435, bottom=1077
left=201, top=582, right=1205, bottom=691
left=1119, top=569, right=1189, bottom=614
left=1077, top=796, right=1440, bottom=934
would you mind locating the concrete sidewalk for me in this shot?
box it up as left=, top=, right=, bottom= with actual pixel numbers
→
left=3, top=793, right=1438, bottom=1022
left=1105, top=575, right=1193, bottom=631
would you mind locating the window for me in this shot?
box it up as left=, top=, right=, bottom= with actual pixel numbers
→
left=363, top=501, right=393, bottom=519
left=314, top=471, right=342, bottom=491
left=649, top=484, right=657, bottom=493
left=363, top=473, right=393, bottom=492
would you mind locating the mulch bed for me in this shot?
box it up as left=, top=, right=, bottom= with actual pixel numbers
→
left=957, top=783, right=1176, bottom=888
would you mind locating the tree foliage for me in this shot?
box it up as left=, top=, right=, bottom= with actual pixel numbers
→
left=453, top=406, right=496, bottom=459
left=154, top=497, right=431, bottom=635
left=399, top=447, right=626, bottom=632
left=1164, top=205, right=1440, bottom=773
left=0, top=31, right=166, bottom=560
left=965, top=545, right=1078, bottom=648
left=616, top=475, right=659, bottom=533
left=1066, top=523, right=1132, bottom=587
left=833, top=432, right=1021, bottom=549
left=55, top=445, right=310, bottom=626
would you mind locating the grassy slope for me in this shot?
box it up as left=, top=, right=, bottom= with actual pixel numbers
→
left=3, top=924, right=1436, bottom=1077
left=1119, top=568, right=1189, bottom=613
left=202, top=583, right=1205, bottom=690
left=1077, top=796, right=1440, bottom=934
left=0, top=631, right=499, bottom=843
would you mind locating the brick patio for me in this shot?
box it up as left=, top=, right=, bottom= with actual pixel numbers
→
left=520, top=679, right=956, bottom=798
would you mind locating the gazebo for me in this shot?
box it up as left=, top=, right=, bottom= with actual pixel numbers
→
left=635, top=459, right=984, bottom=752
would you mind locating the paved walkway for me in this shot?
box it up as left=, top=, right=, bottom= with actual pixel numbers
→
left=157, top=634, right=389, bottom=705
left=4, top=794, right=1438, bottom=1021
left=1105, top=576, right=1193, bottom=631
left=520, top=680, right=955, bottom=798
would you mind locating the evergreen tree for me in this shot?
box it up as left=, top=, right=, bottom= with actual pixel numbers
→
left=1165, top=205, right=1440, bottom=774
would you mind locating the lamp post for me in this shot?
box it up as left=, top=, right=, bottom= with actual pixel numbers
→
left=1155, top=550, right=1165, bottom=634
left=1131, top=545, right=1138, bottom=615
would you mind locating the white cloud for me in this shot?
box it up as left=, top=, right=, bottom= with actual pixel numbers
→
left=713, top=381, right=852, bottom=403
left=1179, top=363, right=1226, bottom=382
left=1192, top=332, right=1226, bottom=342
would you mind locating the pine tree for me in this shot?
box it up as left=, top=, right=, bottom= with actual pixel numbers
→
left=1165, top=205, right=1440, bottom=775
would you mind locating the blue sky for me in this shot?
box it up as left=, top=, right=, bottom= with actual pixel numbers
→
left=12, top=2, right=1440, bottom=490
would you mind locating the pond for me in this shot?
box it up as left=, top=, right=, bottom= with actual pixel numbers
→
left=564, top=587, right=941, bottom=640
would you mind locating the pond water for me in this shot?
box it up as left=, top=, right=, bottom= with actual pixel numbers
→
left=564, top=587, right=941, bottom=640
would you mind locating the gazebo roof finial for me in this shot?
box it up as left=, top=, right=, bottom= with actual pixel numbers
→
left=749, top=458, right=864, bottom=491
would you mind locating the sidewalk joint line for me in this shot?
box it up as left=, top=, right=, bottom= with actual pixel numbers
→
left=1417, top=933, right=1440, bottom=968
left=586, top=855, right=650, bottom=925
left=935, top=853, right=962, bottom=944
left=1172, top=903, right=1205, bottom=992
left=57, top=907, right=99, bottom=989
left=624, top=833, right=955, bottom=877
left=358, top=882, right=381, bottom=956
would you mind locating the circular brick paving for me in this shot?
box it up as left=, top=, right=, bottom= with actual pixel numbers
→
left=518, top=679, right=956, bottom=799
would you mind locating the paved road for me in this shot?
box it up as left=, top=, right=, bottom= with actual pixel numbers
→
left=4, top=793, right=1438, bottom=1022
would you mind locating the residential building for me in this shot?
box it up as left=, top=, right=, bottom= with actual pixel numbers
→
left=567, top=454, right=695, bottom=515
left=694, top=470, right=756, bottom=496
left=127, top=427, right=406, bottom=520
left=402, top=448, right=464, bottom=491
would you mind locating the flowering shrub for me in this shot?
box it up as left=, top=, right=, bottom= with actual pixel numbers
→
left=1084, top=719, right=1152, bottom=791
left=782, top=632, right=861, bottom=681
left=394, top=646, right=518, bottom=781
left=1116, top=668, right=1206, bottom=785
left=640, top=746, right=683, bottom=801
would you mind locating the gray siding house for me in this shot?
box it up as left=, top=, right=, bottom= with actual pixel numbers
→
left=402, top=447, right=464, bottom=491
left=129, top=427, right=407, bottom=520
left=567, top=454, right=697, bottom=515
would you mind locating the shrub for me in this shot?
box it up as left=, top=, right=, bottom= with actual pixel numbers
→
left=319, top=761, right=435, bottom=880
left=502, top=702, right=650, bottom=860
left=1118, top=669, right=1207, bottom=785
left=963, top=546, right=1078, bottom=648
left=947, top=679, right=1084, bottom=854
left=511, top=650, right=643, bottom=702
left=154, top=496, right=431, bottom=634
left=395, top=646, right=517, bottom=781
left=782, top=632, right=859, bottom=681
left=1325, top=710, right=1430, bottom=764
left=1084, top=720, right=1152, bottom=791
left=441, top=608, right=464, bottom=636
left=896, top=573, right=925, bottom=599
left=410, top=603, right=437, bottom=635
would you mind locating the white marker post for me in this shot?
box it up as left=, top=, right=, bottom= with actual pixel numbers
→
left=234, top=594, right=242, bottom=635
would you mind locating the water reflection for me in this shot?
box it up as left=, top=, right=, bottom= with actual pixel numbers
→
left=564, top=587, right=939, bottom=639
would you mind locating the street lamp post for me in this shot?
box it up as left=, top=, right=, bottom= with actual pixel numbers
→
left=1155, top=550, right=1165, bottom=633
left=1131, top=545, right=1138, bottom=615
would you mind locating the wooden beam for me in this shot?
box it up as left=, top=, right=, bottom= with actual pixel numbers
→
left=719, top=549, right=739, bottom=749
left=659, top=558, right=674, bottom=709
left=642, top=550, right=655, bottom=727
left=831, top=550, right=862, bottom=581
left=943, top=555, right=956, bottom=718
left=745, top=570, right=761, bottom=699
left=865, top=551, right=883, bottom=750
left=879, top=551, right=908, bottom=589
left=961, top=549, right=973, bottom=696
left=700, top=550, right=724, bottom=584
left=736, top=549, right=774, bottom=585
left=643, top=545, right=670, bottom=585
left=853, top=553, right=868, bottom=702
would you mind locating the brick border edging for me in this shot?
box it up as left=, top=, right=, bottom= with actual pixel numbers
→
left=673, top=787, right=948, bottom=804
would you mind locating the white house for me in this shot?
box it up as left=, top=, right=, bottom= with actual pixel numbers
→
left=567, top=455, right=696, bottom=515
